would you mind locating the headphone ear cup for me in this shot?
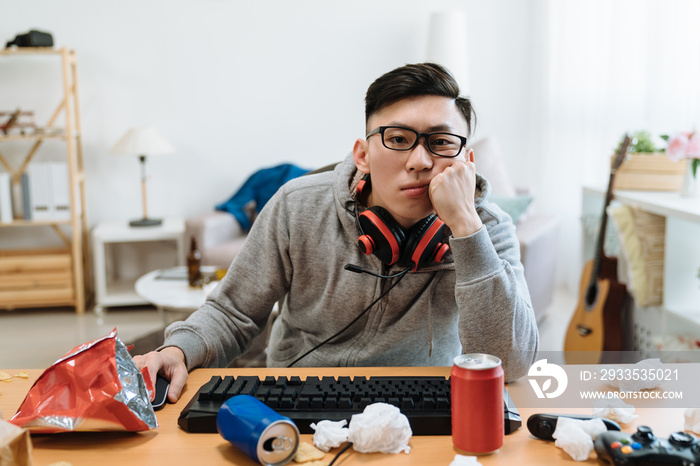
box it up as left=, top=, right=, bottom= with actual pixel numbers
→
left=357, top=207, right=405, bottom=265
left=401, top=215, right=450, bottom=271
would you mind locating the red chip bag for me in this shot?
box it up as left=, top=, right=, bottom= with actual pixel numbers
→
left=10, top=328, right=158, bottom=433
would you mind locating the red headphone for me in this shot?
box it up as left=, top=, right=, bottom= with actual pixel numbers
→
left=354, top=177, right=451, bottom=271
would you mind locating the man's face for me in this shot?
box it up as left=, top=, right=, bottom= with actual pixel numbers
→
left=353, top=95, right=469, bottom=229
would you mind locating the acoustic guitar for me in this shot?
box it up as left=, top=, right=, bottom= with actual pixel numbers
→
left=564, top=136, right=634, bottom=364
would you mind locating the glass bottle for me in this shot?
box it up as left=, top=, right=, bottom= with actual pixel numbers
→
left=187, top=235, right=202, bottom=287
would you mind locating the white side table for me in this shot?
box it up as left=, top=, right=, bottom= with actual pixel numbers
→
left=91, top=218, right=185, bottom=317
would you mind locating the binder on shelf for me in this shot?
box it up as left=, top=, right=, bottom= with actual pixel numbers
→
left=0, top=172, right=12, bottom=223
left=21, top=173, right=31, bottom=220
left=51, top=162, right=70, bottom=220
left=11, top=180, right=23, bottom=220
left=28, top=162, right=52, bottom=220
left=24, top=161, right=70, bottom=221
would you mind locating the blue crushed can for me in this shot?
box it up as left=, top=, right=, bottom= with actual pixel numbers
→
left=217, top=394, right=299, bottom=465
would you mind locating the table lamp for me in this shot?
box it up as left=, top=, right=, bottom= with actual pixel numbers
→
left=110, top=126, right=174, bottom=227
left=426, top=10, right=469, bottom=93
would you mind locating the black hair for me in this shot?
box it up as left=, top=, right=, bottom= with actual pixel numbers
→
left=364, top=63, right=476, bottom=138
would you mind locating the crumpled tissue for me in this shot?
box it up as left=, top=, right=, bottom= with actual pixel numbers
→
left=606, top=358, right=665, bottom=392
left=552, top=417, right=607, bottom=461
left=684, top=408, right=700, bottom=434
left=592, top=398, right=638, bottom=424
left=449, top=454, right=483, bottom=465
left=310, top=419, right=349, bottom=452
left=347, top=403, right=412, bottom=454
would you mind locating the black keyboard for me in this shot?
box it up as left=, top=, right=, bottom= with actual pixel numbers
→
left=178, top=375, right=521, bottom=436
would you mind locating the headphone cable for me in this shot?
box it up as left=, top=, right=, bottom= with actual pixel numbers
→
left=287, top=265, right=411, bottom=367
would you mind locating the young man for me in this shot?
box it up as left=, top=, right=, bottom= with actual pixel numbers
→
left=135, top=63, right=539, bottom=402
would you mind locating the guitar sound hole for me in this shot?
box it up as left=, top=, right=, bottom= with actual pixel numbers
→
left=584, top=283, right=598, bottom=308
left=577, top=325, right=592, bottom=336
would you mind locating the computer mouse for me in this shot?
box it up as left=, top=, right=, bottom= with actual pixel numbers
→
left=152, top=375, right=170, bottom=411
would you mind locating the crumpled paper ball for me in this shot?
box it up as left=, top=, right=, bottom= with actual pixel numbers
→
left=347, top=403, right=412, bottom=454
left=606, top=358, right=665, bottom=392
left=552, top=417, right=607, bottom=461
left=592, top=398, right=638, bottom=424
left=310, top=419, right=349, bottom=452
left=684, top=408, right=700, bottom=434
left=449, top=454, right=483, bottom=465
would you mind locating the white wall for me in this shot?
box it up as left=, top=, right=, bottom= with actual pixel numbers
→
left=2, top=0, right=535, bottom=220
left=15, top=1, right=700, bottom=296
left=2, top=0, right=539, bottom=227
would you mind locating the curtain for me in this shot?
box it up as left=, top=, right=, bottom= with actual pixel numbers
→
left=537, top=0, right=700, bottom=291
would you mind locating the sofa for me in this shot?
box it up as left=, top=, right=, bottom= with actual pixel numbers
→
left=186, top=139, right=559, bottom=321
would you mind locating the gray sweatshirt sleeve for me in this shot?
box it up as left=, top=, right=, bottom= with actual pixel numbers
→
left=449, top=211, right=539, bottom=382
left=162, top=187, right=293, bottom=370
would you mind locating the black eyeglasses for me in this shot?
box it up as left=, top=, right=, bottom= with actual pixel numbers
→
left=366, top=126, right=467, bottom=158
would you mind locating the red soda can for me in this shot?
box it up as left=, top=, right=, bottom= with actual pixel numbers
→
left=451, top=353, right=504, bottom=454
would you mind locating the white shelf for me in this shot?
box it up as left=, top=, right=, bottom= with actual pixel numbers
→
left=583, top=186, right=700, bottom=222
left=582, top=186, right=700, bottom=348
left=92, top=218, right=186, bottom=242
left=0, top=47, right=87, bottom=314
left=91, top=218, right=185, bottom=316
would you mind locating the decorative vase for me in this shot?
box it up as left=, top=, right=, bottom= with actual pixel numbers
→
left=680, top=160, right=699, bottom=198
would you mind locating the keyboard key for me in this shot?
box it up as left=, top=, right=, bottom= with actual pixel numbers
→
left=275, top=376, right=288, bottom=389
left=338, top=396, right=353, bottom=409
left=338, top=376, right=352, bottom=386
left=282, top=387, right=298, bottom=400
left=262, top=376, right=276, bottom=386
left=324, top=399, right=338, bottom=409
left=197, top=376, right=222, bottom=401
left=305, top=376, right=321, bottom=385
left=401, top=398, right=415, bottom=410
left=288, top=376, right=302, bottom=385
left=310, top=396, right=324, bottom=409
left=279, top=396, right=296, bottom=409
left=212, top=376, right=234, bottom=401
left=238, top=376, right=260, bottom=396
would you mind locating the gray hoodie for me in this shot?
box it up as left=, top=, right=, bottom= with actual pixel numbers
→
left=163, top=154, right=539, bottom=381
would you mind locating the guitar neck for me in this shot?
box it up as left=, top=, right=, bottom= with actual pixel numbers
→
left=591, top=171, right=617, bottom=282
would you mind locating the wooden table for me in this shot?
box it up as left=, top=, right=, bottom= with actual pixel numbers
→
left=0, top=367, right=689, bottom=465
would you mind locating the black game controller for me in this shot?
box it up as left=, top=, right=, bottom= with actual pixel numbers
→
left=527, top=413, right=620, bottom=441
left=595, top=426, right=700, bottom=465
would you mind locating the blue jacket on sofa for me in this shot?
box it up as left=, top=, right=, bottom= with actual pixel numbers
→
left=215, top=163, right=309, bottom=231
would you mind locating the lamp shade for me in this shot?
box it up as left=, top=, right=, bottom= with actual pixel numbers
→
left=110, top=126, right=174, bottom=157
left=426, top=10, right=469, bottom=93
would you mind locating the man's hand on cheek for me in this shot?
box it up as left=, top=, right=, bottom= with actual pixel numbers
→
left=429, top=160, right=483, bottom=238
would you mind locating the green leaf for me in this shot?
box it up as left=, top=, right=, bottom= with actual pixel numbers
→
left=692, top=158, right=700, bottom=178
